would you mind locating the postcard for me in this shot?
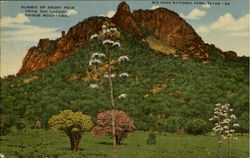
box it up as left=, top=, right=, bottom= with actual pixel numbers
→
left=0, top=0, right=249, bottom=158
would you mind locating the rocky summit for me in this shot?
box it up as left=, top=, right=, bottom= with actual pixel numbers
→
left=17, top=2, right=234, bottom=76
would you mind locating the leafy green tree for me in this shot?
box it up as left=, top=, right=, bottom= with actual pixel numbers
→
left=15, top=118, right=27, bottom=134
left=48, top=110, right=93, bottom=151
left=186, top=119, right=208, bottom=135
left=0, top=114, right=11, bottom=135
left=165, top=116, right=186, bottom=134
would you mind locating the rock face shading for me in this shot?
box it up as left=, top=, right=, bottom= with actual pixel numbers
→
left=17, top=2, right=233, bottom=76
left=17, top=18, right=111, bottom=76
left=113, top=2, right=209, bottom=59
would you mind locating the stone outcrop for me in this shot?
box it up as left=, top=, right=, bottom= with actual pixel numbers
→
left=17, top=17, right=111, bottom=76
left=225, top=51, right=237, bottom=57
left=112, top=2, right=208, bottom=59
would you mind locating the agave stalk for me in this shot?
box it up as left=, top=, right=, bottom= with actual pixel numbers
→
left=106, top=46, right=117, bottom=148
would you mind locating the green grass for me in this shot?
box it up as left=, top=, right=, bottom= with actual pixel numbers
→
left=0, top=129, right=249, bottom=158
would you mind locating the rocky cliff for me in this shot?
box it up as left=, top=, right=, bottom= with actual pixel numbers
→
left=113, top=2, right=209, bottom=59
left=17, top=17, right=111, bottom=76
left=18, top=2, right=231, bottom=76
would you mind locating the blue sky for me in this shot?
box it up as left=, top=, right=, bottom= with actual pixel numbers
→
left=1, top=0, right=249, bottom=76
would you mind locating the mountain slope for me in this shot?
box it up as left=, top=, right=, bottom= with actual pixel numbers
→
left=1, top=30, right=249, bottom=132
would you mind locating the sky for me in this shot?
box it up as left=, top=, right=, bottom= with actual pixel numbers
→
left=0, top=0, right=249, bottom=77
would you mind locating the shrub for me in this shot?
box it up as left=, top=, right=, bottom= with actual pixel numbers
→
left=0, top=114, right=11, bottom=135
left=48, top=110, right=93, bottom=151
left=15, top=119, right=27, bottom=134
left=165, top=116, right=186, bottom=134
left=92, top=110, right=135, bottom=144
left=186, top=119, right=208, bottom=135
left=146, top=132, right=157, bottom=145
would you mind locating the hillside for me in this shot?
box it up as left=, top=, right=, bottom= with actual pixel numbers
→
left=1, top=2, right=249, bottom=133
left=1, top=29, right=249, bottom=132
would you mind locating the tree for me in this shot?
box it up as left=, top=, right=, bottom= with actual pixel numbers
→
left=92, top=110, right=135, bottom=144
left=0, top=114, right=11, bottom=135
left=48, top=110, right=93, bottom=151
left=186, top=119, right=208, bottom=135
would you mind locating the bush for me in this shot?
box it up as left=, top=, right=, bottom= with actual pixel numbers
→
left=146, top=132, right=157, bottom=145
left=15, top=119, right=27, bottom=134
left=186, top=119, right=208, bottom=135
left=156, top=118, right=167, bottom=134
left=165, top=116, right=186, bottom=134
left=0, top=114, right=11, bottom=135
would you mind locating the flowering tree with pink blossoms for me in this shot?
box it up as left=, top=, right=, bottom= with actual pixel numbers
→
left=92, top=110, right=135, bottom=144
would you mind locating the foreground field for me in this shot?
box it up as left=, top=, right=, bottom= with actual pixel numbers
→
left=0, top=129, right=249, bottom=158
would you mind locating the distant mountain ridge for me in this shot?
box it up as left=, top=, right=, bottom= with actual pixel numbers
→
left=17, top=2, right=236, bottom=76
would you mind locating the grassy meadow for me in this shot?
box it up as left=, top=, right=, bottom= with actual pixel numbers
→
left=0, top=129, right=249, bottom=158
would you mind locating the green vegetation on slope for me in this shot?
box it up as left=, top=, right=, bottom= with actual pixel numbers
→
left=0, top=31, right=249, bottom=133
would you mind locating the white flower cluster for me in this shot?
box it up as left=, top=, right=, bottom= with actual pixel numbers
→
left=90, top=84, right=99, bottom=89
left=91, top=52, right=106, bottom=59
left=209, top=103, right=240, bottom=143
left=118, top=56, right=129, bottom=62
left=103, top=39, right=114, bottom=45
left=110, top=27, right=117, bottom=32
left=104, top=74, right=116, bottom=78
left=118, top=93, right=127, bottom=99
left=0, top=154, right=5, bottom=158
left=103, top=39, right=120, bottom=47
left=89, top=59, right=102, bottom=66
left=101, top=25, right=120, bottom=47
left=89, top=52, right=106, bottom=66
left=102, top=25, right=107, bottom=29
left=102, top=25, right=118, bottom=34
left=119, top=72, right=129, bottom=78
left=90, top=34, right=99, bottom=40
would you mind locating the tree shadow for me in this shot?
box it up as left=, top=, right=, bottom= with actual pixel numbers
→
left=98, top=141, right=127, bottom=145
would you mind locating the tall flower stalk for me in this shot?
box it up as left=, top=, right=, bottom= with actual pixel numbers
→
left=88, top=25, right=130, bottom=154
left=209, top=103, right=240, bottom=158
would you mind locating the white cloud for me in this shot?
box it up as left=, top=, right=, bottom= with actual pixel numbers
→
left=228, top=32, right=249, bottom=37
left=211, top=13, right=249, bottom=31
left=202, top=4, right=211, bottom=8
left=66, top=9, right=77, bottom=16
left=99, top=10, right=116, bottom=18
left=151, top=5, right=160, bottom=10
left=196, top=13, right=249, bottom=38
left=180, top=9, right=206, bottom=20
left=107, top=10, right=115, bottom=18
left=1, top=13, right=60, bottom=42
left=1, top=13, right=30, bottom=27
left=195, top=26, right=210, bottom=33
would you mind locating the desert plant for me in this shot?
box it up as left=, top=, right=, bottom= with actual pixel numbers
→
left=209, top=103, right=240, bottom=158
left=48, top=110, right=93, bottom=151
left=92, top=110, right=135, bottom=144
left=88, top=24, right=130, bottom=147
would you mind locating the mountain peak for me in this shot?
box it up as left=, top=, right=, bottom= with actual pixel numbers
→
left=117, top=2, right=131, bottom=13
